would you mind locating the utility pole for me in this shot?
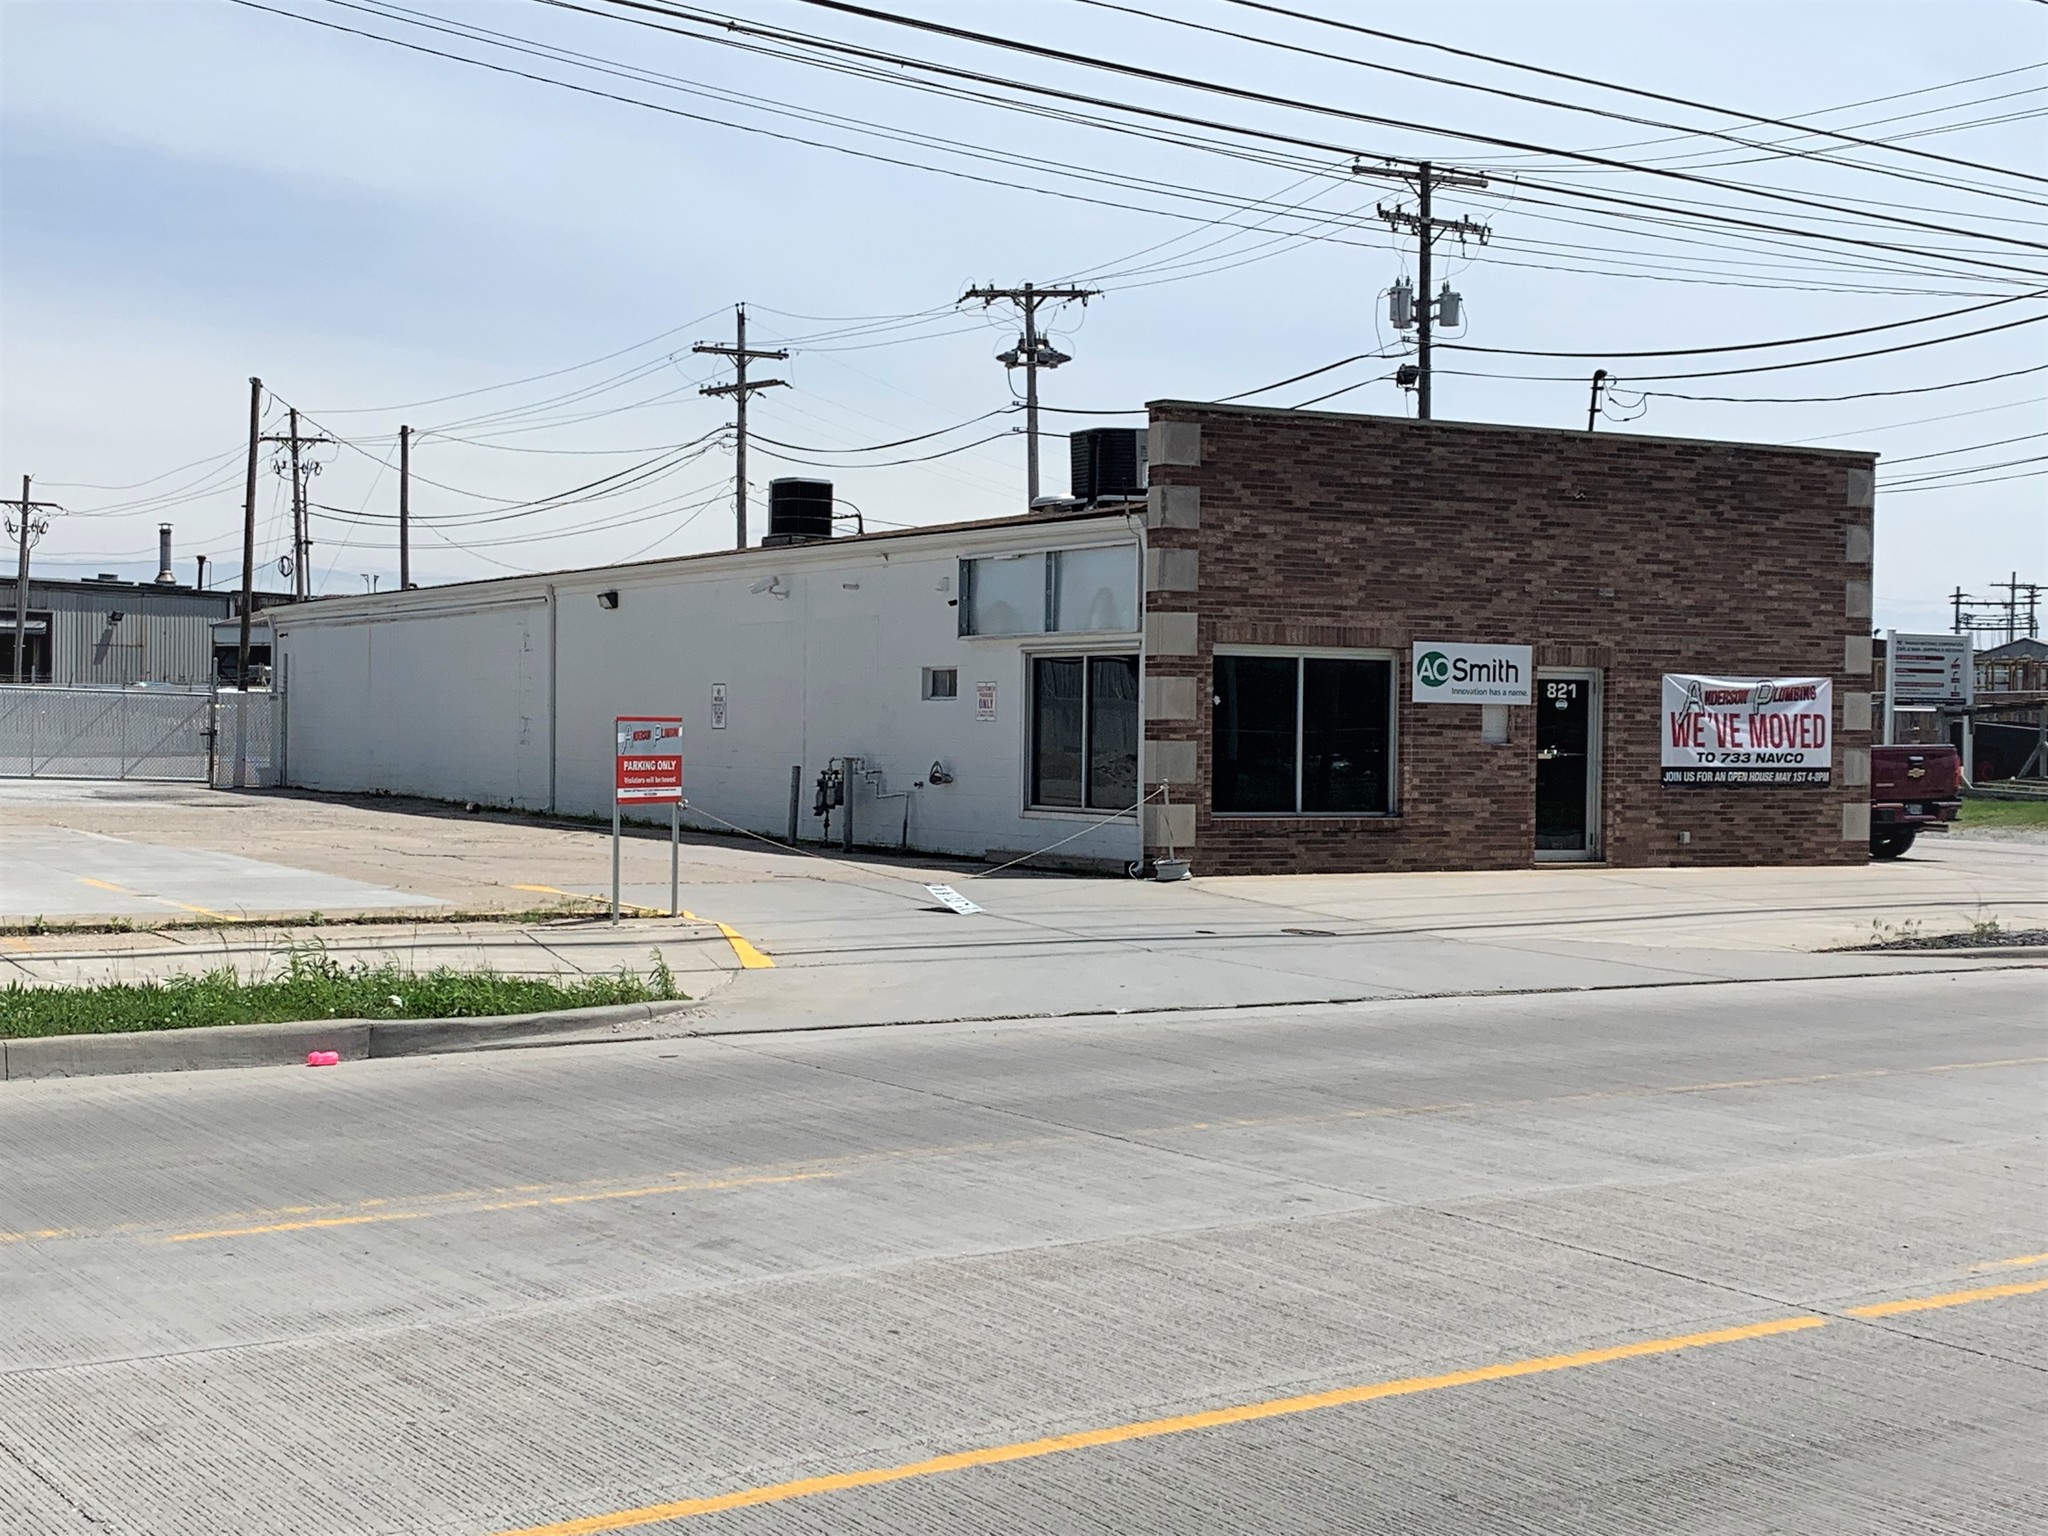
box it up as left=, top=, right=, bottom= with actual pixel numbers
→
left=1587, top=370, right=1609, bottom=433
left=6, top=475, right=61, bottom=685
left=1358, top=160, right=1489, bottom=420
left=962, top=282, right=1098, bottom=506
left=694, top=305, right=787, bottom=550
left=399, top=424, right=412, bottom=589
left=237, top=377, right=261, bottom=691
left=259, top=409, right=333, bottom=601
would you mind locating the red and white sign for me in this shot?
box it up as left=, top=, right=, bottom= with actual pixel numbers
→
left=1661, top=674, right=1832, bottom=786
left=615, top=716, right=683, bottom=803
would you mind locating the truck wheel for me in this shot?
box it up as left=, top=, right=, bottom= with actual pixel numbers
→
left=1870, top=830, right=1917, bottom=860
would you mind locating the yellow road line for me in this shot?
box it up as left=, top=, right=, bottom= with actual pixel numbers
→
left=1970, top=1251, right=2048, bottom=1272
left=162, top=1169, right=834, bottom=1243
left=514, top=883, right=663, bottom=916
left=498, top=1272, right=2048, bottom=1536
left=6, top=1052, right=2032, bottom=1250
left=513, top=884, right=774, bottom=968
left=76, top=877, right=127, bottom=892
left=1844, top=1276, right=2048, bottom=1317
left=680, top=910, right=774, bottom=970
left=491, top=1316, right=1827, bottom=1536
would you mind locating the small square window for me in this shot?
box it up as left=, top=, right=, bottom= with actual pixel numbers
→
left=923, top=667, right=959, bottom=700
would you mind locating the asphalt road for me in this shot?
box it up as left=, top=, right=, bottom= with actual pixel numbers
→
left=3, top=969, right=2042, bottom=1534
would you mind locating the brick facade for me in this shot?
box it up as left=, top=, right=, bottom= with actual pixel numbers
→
left=1140, top=402, right=1876, bottom=875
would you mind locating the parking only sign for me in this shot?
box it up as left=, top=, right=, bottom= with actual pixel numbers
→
left=615, top=717, right=683, bottom=803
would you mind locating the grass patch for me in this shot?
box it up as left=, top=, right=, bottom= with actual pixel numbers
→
left=1957, top=797, right=2048, bottom=829
left=0, top=941, right=684, bottom=1039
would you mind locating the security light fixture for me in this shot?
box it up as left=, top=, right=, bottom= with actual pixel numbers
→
left=597, top=590, right=620, bottom=610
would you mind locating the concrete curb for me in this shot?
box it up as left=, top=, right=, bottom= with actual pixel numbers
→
left=0, top=999, right=698, bottom=1082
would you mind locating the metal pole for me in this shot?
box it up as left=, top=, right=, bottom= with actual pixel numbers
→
left=611, top=800, right=621, bottom=926
left=237, top=377, right=261, bottom=690
left=1586, top=370, right=1607, bottom=432
left=398, top=425, right=411, bottom=589
left=734, top=306, right=749, bottom=551
left=1881, top=628, right=1897, bottom=746
left=787, top=764, right=801, bottom=844
left=287, top=407, right=305, bottom=602
left=1023, top=285, right=1040, bottom=506
left=1416, top=162, right=1433, bottom=421
left=11, top=475, right=29, bottom=684
left=670, top=801, right=680, bottom=918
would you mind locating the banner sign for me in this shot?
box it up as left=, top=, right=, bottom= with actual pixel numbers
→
left=1889, top=633, right=1972, bottom=705
left=1411, top=642, right=1533, bottom=704
left=615, top=716, right=683, bottom=803
left=1661, top=675, right=1831, bottom=785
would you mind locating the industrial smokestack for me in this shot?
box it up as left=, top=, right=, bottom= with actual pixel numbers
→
left=156, top=524, right=176, bottom=585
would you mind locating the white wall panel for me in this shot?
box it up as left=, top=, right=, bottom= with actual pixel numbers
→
left=279, top=519, right=1144, bottom=867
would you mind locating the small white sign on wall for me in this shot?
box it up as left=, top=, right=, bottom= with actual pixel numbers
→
left=1411, top=642, right=1534, bottom=704
left=711, top=682, right=728, bottom=729
left=976, top=681, right=997, bottom=721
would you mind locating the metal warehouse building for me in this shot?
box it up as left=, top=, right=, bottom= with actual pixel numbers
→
left=274, top=403, right=1880, bottom=875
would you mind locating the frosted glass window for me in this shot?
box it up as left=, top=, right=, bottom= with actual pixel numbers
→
left=1052, top=545, right=1137, bottom=633
left=960, top=555, right=1046, bottom=636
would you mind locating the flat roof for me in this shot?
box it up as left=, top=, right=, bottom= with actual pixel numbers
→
left=279, top=503, right=1132, bottom=616
left=1147, top=399, right=1881, bottom=462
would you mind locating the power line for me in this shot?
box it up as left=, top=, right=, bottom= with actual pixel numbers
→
left=1645, top=360, right=2048, bottom=404
left=1214, top=0, right=2048, bottom=189
left=1073, top=0, right=2046, bottom=208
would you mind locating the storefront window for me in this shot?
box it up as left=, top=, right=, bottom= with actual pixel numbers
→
left=1031, top=653, right=1139, bottom=809
left=1214, top=653, right=1394, bottom=815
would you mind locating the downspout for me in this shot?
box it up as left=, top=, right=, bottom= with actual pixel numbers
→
left=546, top=582, right=559, bottom=813
left=1124, top=508, right=1148, bottom=875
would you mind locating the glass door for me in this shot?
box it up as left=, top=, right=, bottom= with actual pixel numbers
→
left=1535, top=669, right=1601, bottom=861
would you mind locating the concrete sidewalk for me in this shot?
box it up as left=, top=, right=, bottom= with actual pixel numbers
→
left=3, top=782, right=2041, bottom=1039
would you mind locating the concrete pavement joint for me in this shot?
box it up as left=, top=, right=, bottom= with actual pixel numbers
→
left=691, top=959, right=2045, bottom=1038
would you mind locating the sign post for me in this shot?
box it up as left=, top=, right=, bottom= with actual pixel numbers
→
left=1887, top=631, right=1974, bottom=777
left=614, top=716, right=684, bottom=925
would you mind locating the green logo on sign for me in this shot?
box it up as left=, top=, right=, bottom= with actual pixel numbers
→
left=1416, top=651, right=1451, bottom=687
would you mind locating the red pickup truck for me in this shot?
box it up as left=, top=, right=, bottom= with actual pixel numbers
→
left=1870, top=743, right=1963, bottom=859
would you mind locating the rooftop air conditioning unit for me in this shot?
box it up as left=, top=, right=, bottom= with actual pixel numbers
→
left=1069, top=427, right=1147, bottom=504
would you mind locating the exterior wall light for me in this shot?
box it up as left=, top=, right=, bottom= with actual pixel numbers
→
left=597, top=590, right=620, bottom=610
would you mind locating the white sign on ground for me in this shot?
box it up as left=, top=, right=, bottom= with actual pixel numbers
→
left=1411, top=642, right=1533, bottom=704
left=1661, top=675, right=1832, bottom=785
left=924, top=883, right=983, bottom=915
left=1889, top=633, right=1973, bottom=705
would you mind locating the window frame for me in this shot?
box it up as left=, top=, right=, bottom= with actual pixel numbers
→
left=958, top=542, right=1139, bottom=639
left=1024, top=646, right=1142, bottom=815
left=921, top=666, right=959, bottom=701
left=1211, top=644, right=1400, bottom=818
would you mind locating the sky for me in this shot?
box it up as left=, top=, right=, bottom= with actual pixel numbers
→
left=1, top=0, right=2043, bottom=635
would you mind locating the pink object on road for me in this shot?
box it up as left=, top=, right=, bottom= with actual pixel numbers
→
left=305, top=1050, right=341, bottom=1067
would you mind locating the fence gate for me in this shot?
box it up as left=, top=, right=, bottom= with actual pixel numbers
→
left=0, top=686, right=277, bottom=786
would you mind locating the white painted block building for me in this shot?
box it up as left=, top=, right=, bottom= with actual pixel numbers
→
left=274, top=506, right=1151, bottom=869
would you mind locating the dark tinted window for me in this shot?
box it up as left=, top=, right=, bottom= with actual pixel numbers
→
left=1086, top=656, right=1140, bottom=810
left=1031, top=657, right=1084, bottom=807
left=1302, top=658, right=1392, bottom=813
left=1212, top=655, right=1298, bottom=813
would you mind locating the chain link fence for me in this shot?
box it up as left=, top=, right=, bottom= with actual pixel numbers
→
left=0, top=686, right=278, bottom=787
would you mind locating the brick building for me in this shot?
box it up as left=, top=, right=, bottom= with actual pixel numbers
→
left=273, top=401, right=1877, bottom=877
left=1137, top=402, right=1877, bottom=874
